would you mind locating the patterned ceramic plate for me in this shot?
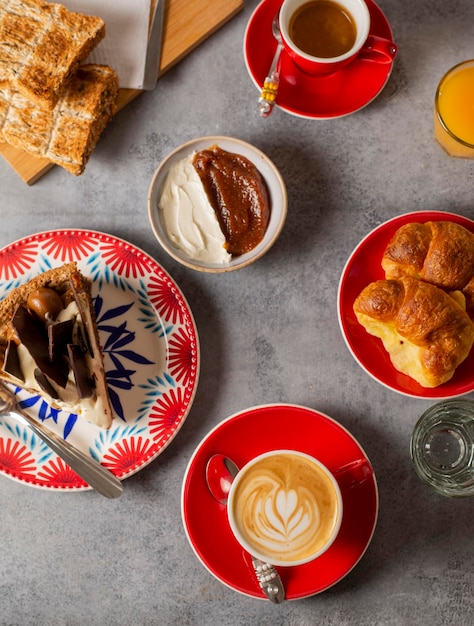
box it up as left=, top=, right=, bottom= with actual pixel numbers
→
left=0, top=230, right=199, bottom=491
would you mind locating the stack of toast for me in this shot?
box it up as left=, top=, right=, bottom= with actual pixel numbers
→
left=0, top=0, right=119, bottom=175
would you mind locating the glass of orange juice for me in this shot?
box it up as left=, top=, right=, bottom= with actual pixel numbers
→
left=434, top=60, right=474, bottom=158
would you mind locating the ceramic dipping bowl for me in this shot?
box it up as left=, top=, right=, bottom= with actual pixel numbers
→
left=148, top=136, right=287, bottom=272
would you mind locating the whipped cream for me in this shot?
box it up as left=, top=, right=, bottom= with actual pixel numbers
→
left=158, top=154, right=231, bottom=264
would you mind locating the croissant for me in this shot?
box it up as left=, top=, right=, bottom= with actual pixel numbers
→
left=353, top=276, right=474, bottom=387
left=382, top=221, right=474, bottom=312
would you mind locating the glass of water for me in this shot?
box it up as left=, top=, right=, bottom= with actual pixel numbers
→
left=410, top=400, right=474, bottom=497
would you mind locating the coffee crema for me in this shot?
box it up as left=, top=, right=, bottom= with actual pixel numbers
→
left=229, top=452, right=340, bottom=564
left=289, top=0, right=357, bottom=58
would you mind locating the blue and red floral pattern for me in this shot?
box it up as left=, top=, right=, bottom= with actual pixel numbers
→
left=0, top=230, right=199, bottom=490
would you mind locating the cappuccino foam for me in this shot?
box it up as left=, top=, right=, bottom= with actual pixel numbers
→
left=230, top=452, right=340, bottom=564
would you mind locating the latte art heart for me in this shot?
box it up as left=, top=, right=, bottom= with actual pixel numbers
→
left=252, top=485, right=321, bottom=557
left=230, top=452, right=341, bottom=564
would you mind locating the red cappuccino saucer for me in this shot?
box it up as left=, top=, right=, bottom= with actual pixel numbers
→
left=181, top=404, right=378, bottom=600
left=244, top=0, right=396, bottom=119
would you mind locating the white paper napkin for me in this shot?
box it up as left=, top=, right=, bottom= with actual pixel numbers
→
left=61, top=0, right=152, bottom=89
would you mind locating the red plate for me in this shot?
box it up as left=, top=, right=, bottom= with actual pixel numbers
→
left=338, top=211, right=474, bottom=399
left=181, top=404, right=378, bottom=600
left=244, top=0, right=396, bottom=119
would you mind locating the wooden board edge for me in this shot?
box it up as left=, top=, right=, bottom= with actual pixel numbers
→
left=159, top=0, right=244, bottom=75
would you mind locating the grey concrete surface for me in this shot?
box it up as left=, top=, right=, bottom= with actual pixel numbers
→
left=0, top=1, right=473, bottom=624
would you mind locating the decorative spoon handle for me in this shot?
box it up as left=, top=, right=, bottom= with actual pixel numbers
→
left=258, top=12, right=284, bottom=118
left=252, top=558, right=286, bottom=603
left=258, top=54, right=282, bottom=117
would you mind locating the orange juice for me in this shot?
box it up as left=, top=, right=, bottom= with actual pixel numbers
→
left=434, top=60, right=474, bottom=158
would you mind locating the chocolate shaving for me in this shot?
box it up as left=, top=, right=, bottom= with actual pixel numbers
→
left=48, top=319, right=74, bottom=361
left=34, top=369, right=60, bottom=399
left=3, top=340, right=24, bottom=382
left=68, top=273, right=109, bottom=413
left=69, top=273, right=93, bottom=356
left=12, top=305, right=69, bottom=388
left=68, top=344, right=94, bottom=398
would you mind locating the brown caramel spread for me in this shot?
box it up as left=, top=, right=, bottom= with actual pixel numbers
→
left=192, top=145, right=271, bottom=256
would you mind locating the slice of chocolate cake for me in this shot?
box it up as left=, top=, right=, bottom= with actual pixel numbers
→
left=0, top=262, right=113, bottom=428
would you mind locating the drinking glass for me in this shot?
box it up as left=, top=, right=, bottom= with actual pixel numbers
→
left=410, top=399, right=474, bottom=497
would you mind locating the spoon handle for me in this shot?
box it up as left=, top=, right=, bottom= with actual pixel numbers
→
left=258, top=43, right=284, bottom=117
left=252, top=558, right=285, bottom=603
left=11, top=408, right=123, bottom=499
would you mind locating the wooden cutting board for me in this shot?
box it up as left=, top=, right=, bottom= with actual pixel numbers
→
left=0, top=0, right=244, bottom=185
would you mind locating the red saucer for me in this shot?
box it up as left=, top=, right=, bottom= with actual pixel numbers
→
left=338, top=211, right=474, bottom=399
left=181, top=404, right=378, bottom=600
left=244, top=0, right=396, bottom=119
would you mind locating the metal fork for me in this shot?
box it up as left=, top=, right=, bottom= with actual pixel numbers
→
left=0, top=382, right=123, bottom=499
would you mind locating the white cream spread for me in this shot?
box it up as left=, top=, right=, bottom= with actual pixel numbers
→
left=15, top=301, right=110, bottom=428
left=158, top=154, right=232, bottom=264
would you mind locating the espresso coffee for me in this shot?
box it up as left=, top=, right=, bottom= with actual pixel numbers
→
left=229, top=451, right=341, bottom=565
left=289, top=0, right=357, bottom=58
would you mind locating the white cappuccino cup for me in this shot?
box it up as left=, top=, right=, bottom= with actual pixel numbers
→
left=227, top=450, right=343, bottom=567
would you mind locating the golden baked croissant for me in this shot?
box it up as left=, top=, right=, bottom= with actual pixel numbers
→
left=382, top=221, right=474, bottom=312
left=353, top=276, right=474, bottom=387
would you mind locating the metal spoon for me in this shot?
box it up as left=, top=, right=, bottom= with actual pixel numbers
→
left=205, top=453, right=237, bottom=505
left=205, top=453, right=285, bottom=603
left=0, top=382, right=123, bottom=499
left=258, top=12, right=284, bottom=118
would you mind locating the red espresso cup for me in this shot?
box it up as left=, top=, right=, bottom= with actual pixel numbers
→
left=279, top=0, right=397, bottom=76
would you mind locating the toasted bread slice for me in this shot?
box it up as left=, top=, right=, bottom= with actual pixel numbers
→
left=0, top=0, right=105, bottom=109
left=0, top=263, right=113, bottom=428
left=0, top=64, right=119, bottom=175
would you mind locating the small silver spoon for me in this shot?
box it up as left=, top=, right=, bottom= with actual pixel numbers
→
left=0, top=382, right=123, bottom=499
left=258, top=12, right=284, bottom=118
left=205, top=453, right=285, bottom=603
left=205, top=453, right=237, bottom=505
